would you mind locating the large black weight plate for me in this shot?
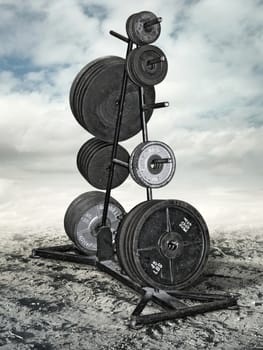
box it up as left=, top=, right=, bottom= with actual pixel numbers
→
left=129, top=141, right=176, bottom=188
left=116, top=202, right=147, bottom=284
left=126, top=11, right=161, bottom=45
left=116, top=200, right=163, bottom=285
left=116, top=201, right=157, bottom=284
left=70, top=57, right=121, bottom=128
left=80, top=57, right=155, bottom=141
left=126, top=45, right=168, bottom=87
left=64, top=191, right=125, bottom=255
left=70, top=57, right=108, bottom=122
left=128, top=200, right=210, bottom=290
left=77, top=139, right=129, bottom=189
left=76, top=57, right=122, bottom=129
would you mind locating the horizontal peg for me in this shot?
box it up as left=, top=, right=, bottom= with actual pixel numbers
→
left=152, top=158, right=172, bottom=165
left=109, top=30, right=129, bottom=43
left=150, top=158, right=172, bottom=170
left=143, top=102, right=169, bottom=110
left=144, top=17, right=162, bottom=29
left=113, top=158, right=129, bottom=168
left=147, top=55, right=166, bottom=66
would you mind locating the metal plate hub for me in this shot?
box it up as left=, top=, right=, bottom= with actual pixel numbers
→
left=64, top=191, right=125, bottom=255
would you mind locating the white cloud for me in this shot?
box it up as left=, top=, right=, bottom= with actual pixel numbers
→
left=0, top=0, right=262, bottom=232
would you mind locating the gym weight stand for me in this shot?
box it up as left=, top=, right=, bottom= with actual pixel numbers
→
left=32, top=26, right=238, bottom=328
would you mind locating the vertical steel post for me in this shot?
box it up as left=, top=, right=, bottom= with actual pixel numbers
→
left=101, top=40, right=133, bottom=226
left=138, top=86, right=153, bottom=201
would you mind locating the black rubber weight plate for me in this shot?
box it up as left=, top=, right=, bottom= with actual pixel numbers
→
left=116, top=200, right=161, bottom=285
left=126, top=11, right=161, bottom=45
left=77, top=138, right=105, bottom=180
left=77, top=57, right=122, bottom=129
left=77, top=140, right=129, bottom=189
left=69, top=56, right=117, bottom=124
left=129, top=200, right=210, bottom=290
left=80, top=56, right=155, bottom=142
left=116, top=201, right=150, bottom=284
left=87, top=143, right=129, bottom=190
left=126, top=45, right=168, bottom=87
left=77, top=138, right=103, bottom=174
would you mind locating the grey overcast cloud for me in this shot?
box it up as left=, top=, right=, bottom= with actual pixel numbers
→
left=0, top=0, right=262, bottom=233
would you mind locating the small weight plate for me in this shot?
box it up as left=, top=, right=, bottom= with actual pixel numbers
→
left=126, top=45, right=168, bottom=86
left=129, top=141, right=176, bottom=188
left=129, top=200, right=210, bottom=290
left=126, top=11, right=161, bottom=45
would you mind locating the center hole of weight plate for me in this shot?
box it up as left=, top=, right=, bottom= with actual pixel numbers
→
left=150, top=161, right=158, bottom=169
left=146, top=61, right=155, bottom=70
left=159, top=232, right=183, bottom=259
left=167, top=240, right=179, bottom=250
left=149, top=157, right=162, bottom=171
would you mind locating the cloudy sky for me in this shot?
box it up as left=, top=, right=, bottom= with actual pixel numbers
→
left=0, top=0, right=262, bottom=234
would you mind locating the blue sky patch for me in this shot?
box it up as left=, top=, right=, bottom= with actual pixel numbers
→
left=81, top=4, right=108, bottom=21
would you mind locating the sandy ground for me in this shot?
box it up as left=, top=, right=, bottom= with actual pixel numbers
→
left=0, top=226, right=262, bottom=350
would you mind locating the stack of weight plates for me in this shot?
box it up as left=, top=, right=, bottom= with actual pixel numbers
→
left=77, top=138, right=129, bottom=190
left=116, top=200, right=210, bottom=290
left=69, top=56, right=155, bottom=142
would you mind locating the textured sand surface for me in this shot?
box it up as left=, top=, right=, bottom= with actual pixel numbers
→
left=0, top=227, right=262, bottom=350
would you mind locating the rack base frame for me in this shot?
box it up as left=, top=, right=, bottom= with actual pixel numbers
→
left=31, top=244, right=238, bottom=328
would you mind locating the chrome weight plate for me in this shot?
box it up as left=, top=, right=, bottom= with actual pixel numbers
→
left=64, top=191, right=125, bottom=255
left=126, top=11, right=161, bottom=45
left=64, top=191, right=98, bottom=242
left=128, top=200, right=210, bottom=290
left=129, top=141, right=176, bottom=188
left=126, top=45, right=168, bottom=87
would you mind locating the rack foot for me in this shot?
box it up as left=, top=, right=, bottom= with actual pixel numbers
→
left=31, top=244, right=238, bottom=327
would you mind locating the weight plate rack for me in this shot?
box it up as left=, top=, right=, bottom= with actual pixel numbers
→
left=32, top=11, right=238, bottom=328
